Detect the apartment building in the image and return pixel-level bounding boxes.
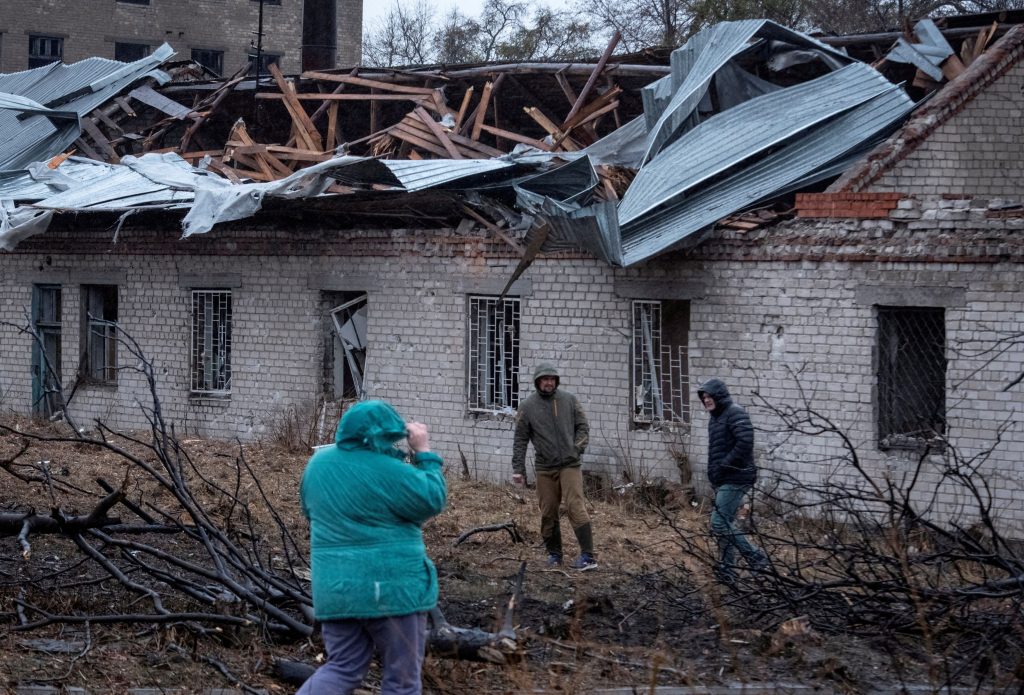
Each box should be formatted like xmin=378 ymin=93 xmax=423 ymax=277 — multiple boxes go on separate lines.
xmin=0 ymin=0 xmax=362 ymax=75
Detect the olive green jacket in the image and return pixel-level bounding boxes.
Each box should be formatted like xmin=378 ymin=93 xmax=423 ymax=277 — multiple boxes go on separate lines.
xmin=512 ymin=388 xmax=589 ymax=475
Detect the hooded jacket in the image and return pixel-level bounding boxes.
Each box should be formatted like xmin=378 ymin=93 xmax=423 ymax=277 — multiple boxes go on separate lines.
xmin=300 ymin=400 xmax=447 ymax=620
xmin=697 ymin=378 xmax=756 ymax=487
xmin=512 ymin=364 xmax=590 ymax=475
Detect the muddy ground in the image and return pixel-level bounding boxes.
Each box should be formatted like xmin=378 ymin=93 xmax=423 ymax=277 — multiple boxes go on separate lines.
xmin=0 ymin=417 xmax=1015 ymax=693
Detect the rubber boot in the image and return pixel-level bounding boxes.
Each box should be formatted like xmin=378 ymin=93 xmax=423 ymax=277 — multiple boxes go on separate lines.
xmin=543 ymin=524 xmax=563 ymax=559
xmin=573 ymin=522 xmax=594 ymax=557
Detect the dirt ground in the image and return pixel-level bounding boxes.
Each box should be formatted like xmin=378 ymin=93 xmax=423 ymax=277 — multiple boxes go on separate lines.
xmin=0 ymin=417 xmax=1006 ymax=693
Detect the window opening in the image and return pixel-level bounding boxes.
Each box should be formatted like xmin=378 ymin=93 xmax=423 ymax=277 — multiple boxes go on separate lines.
xmin=191 ymin=48 xmax=224 ymax=77
xmin=877 ymin=306 xmax=946 ymax=448
xmin=631 ymin=299 xmax=690 ymax=427
xmin=31 ymin=285 xmax=62 ymax=416
xmin=114 ymin=42 xmax=149 ymax=62
xmin=467 ymin=295 xmax=520 ymax=413
xmin=327 ymin=293 xmax=368 ymax=400
xmin=29 ymin=35 xmax=63 ymax=68
xmin=81 ymin=285 xmax=118 ymax=384
xmin=191 ymin=290 xmax=232 ymax=395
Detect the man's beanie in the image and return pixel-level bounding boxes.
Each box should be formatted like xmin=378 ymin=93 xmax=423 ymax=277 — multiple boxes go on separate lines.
xmin=533 ymin=363 xmax=560 ymax=387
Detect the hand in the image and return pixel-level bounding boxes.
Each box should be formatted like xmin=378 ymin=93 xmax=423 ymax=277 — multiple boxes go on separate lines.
xmin=511 ymin=473 xmax=525 ymax=487
xmin=406 ymin=422 xmax=430 ymax=453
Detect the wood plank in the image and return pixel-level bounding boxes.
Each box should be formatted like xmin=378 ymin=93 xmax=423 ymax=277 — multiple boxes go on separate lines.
xmin=300 ymin=71 xmax=439 ymax=95
xmin=479 ymin=124 xmax=551 ymax=151
xmin=471 ymin=81 xmax=493 ymax=141
xmin=206 ymin=159 xmax=243 ymax=183
xmin=446 ymin=131 xmax=504 ymax=158
xmin=113 ymin=97 xmax=136 ymax=118
xmin=265 ymin=145 xmax=334 ymax=162
xmin=80 ymin=118 xmax=120 ymax=162
xmin=554 ymin=70 xmax=578 ymax=106
xmin=256 ymin=92 xmax=432 ymax=103
xmin=414 ymin=107 xmax=462 ymax=159
xmin=389 ymin=124 xmax=452 ymax=158
xmin=461 ymin=205 xmax=525 ymax=254
xmin=561 ymin=30 xmax=620 ymax=128
xmin=326 ymin=102 xmax=339 ymax=151
xmin=523 ymin=107 xmax=578 ymax=151
xmin=177 ymin=149 xmax=224 ymax=162
xmin=268 ymin=62 xmax=322 ymax=151
xmin=454 ymin=87 xmax=474 ymax=131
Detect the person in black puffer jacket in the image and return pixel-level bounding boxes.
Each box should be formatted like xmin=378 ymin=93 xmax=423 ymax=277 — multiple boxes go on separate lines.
xmin=697 ymin=378 xmax=767 ymax=582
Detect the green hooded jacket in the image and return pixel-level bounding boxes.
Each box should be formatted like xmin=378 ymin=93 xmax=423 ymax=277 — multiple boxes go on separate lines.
xmin=300 ymin=400 xmax=447 ymax=620
xmin=512 ymin=364 xmax=590 ymax=475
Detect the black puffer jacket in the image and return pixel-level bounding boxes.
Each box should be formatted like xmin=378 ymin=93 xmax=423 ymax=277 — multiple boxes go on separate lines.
xmin=697 ymin=378 xmax=755 ymax=487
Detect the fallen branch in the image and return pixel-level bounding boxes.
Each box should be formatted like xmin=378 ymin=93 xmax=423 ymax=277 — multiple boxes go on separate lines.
xmin=453 ymin=520 xmax=523 ymax=546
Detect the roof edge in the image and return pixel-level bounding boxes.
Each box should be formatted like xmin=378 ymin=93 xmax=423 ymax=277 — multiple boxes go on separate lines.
xmin=829 ymin=23 xmax=1024 ymax=193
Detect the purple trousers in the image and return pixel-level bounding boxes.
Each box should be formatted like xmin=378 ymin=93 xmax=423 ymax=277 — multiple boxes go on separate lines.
xmin=296 ymin=612 xmax=427 ymax=695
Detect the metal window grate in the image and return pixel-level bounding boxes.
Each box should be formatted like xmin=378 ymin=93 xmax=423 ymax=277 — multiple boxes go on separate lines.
xmin=877 ymin=306 xmax=946 ymax=447
xmin=83 ymin=285 xmax=118 ymax=384
xmin=632 ymin=300 xmax=690 ymax=426
xmin=467 ymin=296 xmax=520 ymax=412
xmin=191 ymin=290 xmax=232 ymax=394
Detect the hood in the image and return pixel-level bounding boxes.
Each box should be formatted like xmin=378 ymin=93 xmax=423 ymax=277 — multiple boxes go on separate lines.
xmin=697 ymin=378 xmax=733 ymax=413
xmin=532 ymin=363 xmax=560 ymax=389
xmin=334 ymin=400 xmax=408 ymax=459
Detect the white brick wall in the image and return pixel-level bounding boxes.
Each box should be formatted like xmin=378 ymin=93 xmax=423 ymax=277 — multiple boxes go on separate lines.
xmin=1 ymin=213 xmax=1022 ymax=536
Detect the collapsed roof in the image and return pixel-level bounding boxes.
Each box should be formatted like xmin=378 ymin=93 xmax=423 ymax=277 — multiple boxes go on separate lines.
xmin=0 ymin=17 xmax=1016 ymax=265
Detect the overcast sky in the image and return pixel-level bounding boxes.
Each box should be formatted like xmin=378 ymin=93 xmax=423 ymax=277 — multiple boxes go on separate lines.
xmin=362 ymin=0 xmax=571 ymax=30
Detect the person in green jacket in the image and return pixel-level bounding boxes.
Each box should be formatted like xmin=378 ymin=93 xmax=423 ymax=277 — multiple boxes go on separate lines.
xmin=512 ymin=363 xmax=596 ymax=570
xmin=297 ymin=400 xmax=447 ymax=695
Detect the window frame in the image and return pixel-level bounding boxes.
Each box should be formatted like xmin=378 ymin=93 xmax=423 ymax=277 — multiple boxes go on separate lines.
xmin=190 ymin=289 xmax=233 ymax=397
xmin=190 ymin=48 xmax=225 ymax=77
xmin=28 ymin=34 xmax=63 ymax=68
xmin=876 ymin=305 xmax=947 ymax=450
xmin=466 ymin=295 xmax=521 ymax=414
xmin=247 ymin=51 xmax=282 ymax=76
xmin=114 ymin=42 xmax=150 ymax=62
xmin=630 ymin=299 xmax=691 ymax=429
xmin=80 ymin=285 xmax=119 ymax=386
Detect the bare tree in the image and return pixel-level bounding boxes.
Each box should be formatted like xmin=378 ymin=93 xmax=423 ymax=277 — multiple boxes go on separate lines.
xmin=362 ymin=0 xmax=437 ymax=67
xmin=365 ymin=0 xmax=597 ymax=67
xmin=661 ymin=376 xmax=1024 ymax=690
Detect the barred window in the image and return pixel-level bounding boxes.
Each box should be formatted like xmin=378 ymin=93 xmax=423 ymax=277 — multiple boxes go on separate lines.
xmin=467 ymin=296 xmax=520 ymax=413
xmin=631 ymin=299 xmax=690 ymax=428
xmin=81 ymin=285 xmax=118 ymax=384
xmin=191 ymin=290 xmax=232 ymax=395
xmin=877 ymin=306 xmax=946 ymax=448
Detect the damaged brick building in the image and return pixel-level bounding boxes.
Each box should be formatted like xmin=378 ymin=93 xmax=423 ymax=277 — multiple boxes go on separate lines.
xmin=1 ymin=15 xmax=1022 ymax=536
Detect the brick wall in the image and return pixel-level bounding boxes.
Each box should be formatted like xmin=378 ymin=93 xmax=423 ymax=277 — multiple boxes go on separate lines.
xmin=869 ymin=61 xmax=1024 ymax=197
xmin=0 ymin=0 xmax=362 ymax=73
xmin=1 ymin=204 xmax=1022 ymax=536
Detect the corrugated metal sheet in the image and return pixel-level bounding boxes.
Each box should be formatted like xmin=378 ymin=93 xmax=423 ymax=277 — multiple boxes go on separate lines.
xmin=618 ymin=89 xmax=916 ymax=264
xmin=0 ymin=44 xmax=173 ymax=171
xmin=381 ymin=158 xmax=513 ymax=191
xmin=619 ymin=62 xmax=900 ymax=227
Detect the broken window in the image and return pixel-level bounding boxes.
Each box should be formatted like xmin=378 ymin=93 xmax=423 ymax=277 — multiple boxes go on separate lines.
xmin=247 ymin=52 xmax=281 ymax=76
xmin=467 ymin=295 xmax=520 ymax=413
xmin=631 ymin=300 xmax=690 ymax=428
xmin=80 ymin=285 xmax=118 ymax=384
xmin=31 ymin=285 xmax=62 ymax=416
xmin=114 ymin=42 xmax=149 ymax=62
xmin=191 ymin=48 xmax=224 ymax=77
xmin=28 ymin=35 xmax=62 ymax=68
xmin=191 ymin=290 xmax=232 ymax=396
xmin=877 ymin=306 xmax=946 ymax=448
xmin=323 ymin=293 xmax=367 ymax=401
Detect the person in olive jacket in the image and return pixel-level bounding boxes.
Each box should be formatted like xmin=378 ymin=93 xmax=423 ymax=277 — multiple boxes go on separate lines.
xmin=298 ymin=400 xmax=447 ymax=695
xmin=697 ymin=378 xmax=767 ymax=582
xmin=512 ymin=363 xmax=596 ymax=570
